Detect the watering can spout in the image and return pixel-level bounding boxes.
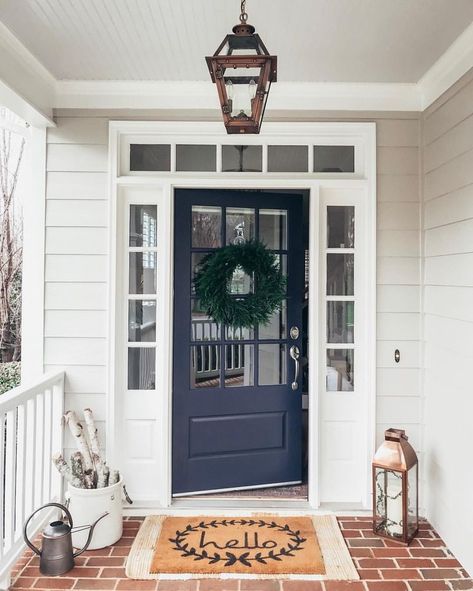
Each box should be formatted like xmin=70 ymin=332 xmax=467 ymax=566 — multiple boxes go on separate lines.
xmin=72 ymin=512 xmax=108 ymax=557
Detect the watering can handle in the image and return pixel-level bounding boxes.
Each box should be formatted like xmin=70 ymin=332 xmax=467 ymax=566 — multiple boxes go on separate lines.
xmin=23 ymin=502 xmax=74 ymax=556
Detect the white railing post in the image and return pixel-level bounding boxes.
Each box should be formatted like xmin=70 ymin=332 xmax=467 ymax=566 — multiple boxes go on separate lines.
xmin=0 ymin=370 xmax=65 ymax=590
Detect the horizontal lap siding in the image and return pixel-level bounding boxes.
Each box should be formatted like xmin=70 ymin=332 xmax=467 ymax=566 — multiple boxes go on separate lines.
xmin=45 ymin=112 xmax=421 ymax=487
xmin=423 ymin=72 xmax=473 ymax=575
xmin=376 ymin=119 xmax=421 ymax=453
xmin=45 ymin=118 xmax=109 ymax=453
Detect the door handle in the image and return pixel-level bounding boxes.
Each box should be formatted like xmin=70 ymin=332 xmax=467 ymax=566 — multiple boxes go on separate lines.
xmin=289 ymin=345 xmax=300 ymax=391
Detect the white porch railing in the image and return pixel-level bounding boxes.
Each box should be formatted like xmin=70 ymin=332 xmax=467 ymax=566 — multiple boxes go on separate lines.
xmin=0 ymin=371 xmax=65 ymax=589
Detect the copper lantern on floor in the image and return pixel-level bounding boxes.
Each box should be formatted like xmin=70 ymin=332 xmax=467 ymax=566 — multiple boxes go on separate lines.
xmin=372 ymin=428 xmax=419 ymax=544
xmin=206 ymin=0 xmax=277 ymax=134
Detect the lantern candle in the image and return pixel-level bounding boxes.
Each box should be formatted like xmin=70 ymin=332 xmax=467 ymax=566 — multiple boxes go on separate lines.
xmin=386 ymin=474 xmax=403 ymax=536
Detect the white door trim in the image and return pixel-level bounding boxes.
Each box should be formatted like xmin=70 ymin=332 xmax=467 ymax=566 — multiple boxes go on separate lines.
xmin=107 ymin=121 xmax=376 ymax=512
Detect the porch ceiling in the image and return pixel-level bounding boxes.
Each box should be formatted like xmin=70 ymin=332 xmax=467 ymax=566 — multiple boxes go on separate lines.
xmin=1 ymin=0 xmax=473 ymax=84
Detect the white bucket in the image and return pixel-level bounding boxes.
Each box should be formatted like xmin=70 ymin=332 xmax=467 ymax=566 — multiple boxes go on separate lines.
xmin=66 ymin=479 xmax=124 ymax=550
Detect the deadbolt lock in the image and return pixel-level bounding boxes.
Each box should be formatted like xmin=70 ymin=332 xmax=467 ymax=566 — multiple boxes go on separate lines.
xmin=290 ymin=326 xmax=299 ymax=340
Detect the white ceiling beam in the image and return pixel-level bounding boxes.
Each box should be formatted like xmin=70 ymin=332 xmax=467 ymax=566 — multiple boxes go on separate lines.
xmin=418 ymin=20 xmax=473 ymax=110
xmin=0 ymin=22 xmax=55 ymax=127
xmin=55 ymin=80 xmax=421 ymax=112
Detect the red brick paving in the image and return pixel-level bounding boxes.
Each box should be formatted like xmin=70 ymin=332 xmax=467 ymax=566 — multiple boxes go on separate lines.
xmin=9 ymin=517 xmax=472 ymax=591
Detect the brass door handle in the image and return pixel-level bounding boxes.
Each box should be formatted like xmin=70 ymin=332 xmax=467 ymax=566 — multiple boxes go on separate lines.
xmin=289 ymin=345 xmax=300 ymax=391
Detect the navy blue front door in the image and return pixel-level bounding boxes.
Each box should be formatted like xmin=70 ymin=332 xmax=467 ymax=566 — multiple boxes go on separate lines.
xmin=172 ymin=189 xmax=304 ymax=495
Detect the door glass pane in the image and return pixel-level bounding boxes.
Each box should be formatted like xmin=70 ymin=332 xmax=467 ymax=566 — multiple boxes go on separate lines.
xmin=259 ymin=209 xmax=287 ymax=250
xmin=130 ymin=144 xmax=170 ymax=171
xmin=326 ymin=349 xmax=354 ymax=391
xmin=258 ymin=344 xmax=287 ymax=385
xmin=176 ymin=144 xmax=216 ymax=172
xmin=226 ymin=208 xmax=255 ymax=245
xmin=191 ymin=299 xmax=220 ymax=341
xmin=190 ymin=345 xmax=220 ymax=388
xmin=129 ymin=205 xmax=157 ymax=247
xmin=268 ymin=145 xmax=308 ymax=172
xmin=128 ymin=300 xmax=156 ymax=342
xmin=327 ymin=206 xmax=355 ymax=248
xmin=327 ymin=254 xmax=354 ymax=295
xmin=191 ymin=252 xmax=208 ymax=294
xmin=128 ymin=347 xmax=155 ymax=389
xmin=129 ymin=252 xmax=157 ymax=294
xmin=327 ymin=302 xmax=354 ymax=343
xmin=222 ymin=145 xmax=262 ymax=172
xmin=226 ymin=325 xmax=255 ymax=340
xmin=314 ymin=145 xmax=355 ymax=173
xmin=259 ymin=301 xmax=287 ymax=340
xmin=225 ymin=344 xmax=254 ymax=387
xmin=192 ymin=206 xmax=222 ymax=248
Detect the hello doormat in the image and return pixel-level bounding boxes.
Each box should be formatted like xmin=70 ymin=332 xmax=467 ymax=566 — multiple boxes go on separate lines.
xmin=126 ymin=514 xmax=359 ymax=580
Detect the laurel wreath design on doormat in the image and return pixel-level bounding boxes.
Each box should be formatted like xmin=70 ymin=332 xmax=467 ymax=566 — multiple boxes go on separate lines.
xmin=168 ymin=518 xmax=307 ymax=568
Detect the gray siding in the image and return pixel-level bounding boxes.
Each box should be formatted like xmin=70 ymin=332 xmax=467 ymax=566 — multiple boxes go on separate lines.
xmin=422 ymin=71 xmax=473 ymax=575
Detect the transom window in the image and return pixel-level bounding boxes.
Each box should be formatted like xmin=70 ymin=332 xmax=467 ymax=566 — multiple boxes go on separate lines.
xmin=123 ymin=141 xmax=361 ymax=175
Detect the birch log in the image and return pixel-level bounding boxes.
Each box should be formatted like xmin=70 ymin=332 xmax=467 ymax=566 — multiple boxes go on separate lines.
xmin=109 ymin=470 xmax=120 ymax=485
xmin=71 ymin=451 xmax=95 ymax=489
xmin=52 ymin=453 xmax=84 ymax=488
xmin=83 ymin=408 xmax=101 ymax=459
xmin=64 ymin=410 xmax=94 ymax=471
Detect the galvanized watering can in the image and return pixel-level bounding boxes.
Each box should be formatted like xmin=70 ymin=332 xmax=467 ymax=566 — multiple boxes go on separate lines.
xmin=23 ymin=502 xmax=108 ymax=576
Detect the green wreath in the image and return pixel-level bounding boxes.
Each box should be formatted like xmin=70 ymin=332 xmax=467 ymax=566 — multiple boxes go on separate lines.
xmin=194 ymin=240 xmax=286 ymax=329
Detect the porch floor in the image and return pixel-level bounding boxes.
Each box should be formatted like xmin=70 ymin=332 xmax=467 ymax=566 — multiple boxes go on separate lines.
xmin=10 ymin=516 xmax=472 ymax=591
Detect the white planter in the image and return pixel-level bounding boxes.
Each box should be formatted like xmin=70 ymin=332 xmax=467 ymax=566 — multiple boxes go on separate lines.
xmin=66 ymin=479 xmax=124 ymax=550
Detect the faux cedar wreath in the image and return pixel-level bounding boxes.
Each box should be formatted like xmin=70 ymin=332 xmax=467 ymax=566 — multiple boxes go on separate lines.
xmin=194 ymin=240 xmax=286 ymax=329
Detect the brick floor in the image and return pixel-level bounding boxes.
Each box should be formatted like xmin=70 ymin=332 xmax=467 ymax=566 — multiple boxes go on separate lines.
xmin=9 ymin=516 xmax=472 ymax=591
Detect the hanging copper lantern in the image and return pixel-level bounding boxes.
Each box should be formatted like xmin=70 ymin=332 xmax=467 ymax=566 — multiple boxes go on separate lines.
xmin=372 ymin=428 xmax=419 ymax=544
xmin=206 ymin=0 xmax=277 ymax=134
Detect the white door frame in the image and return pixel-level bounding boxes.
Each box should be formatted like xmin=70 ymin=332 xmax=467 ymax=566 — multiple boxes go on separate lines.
xmin=108 ymin=121 xmax=376 ymax=511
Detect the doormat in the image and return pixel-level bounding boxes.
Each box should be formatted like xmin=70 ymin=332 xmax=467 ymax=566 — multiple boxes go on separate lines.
xmin=126 ymin=514 xmax=359 ymax=580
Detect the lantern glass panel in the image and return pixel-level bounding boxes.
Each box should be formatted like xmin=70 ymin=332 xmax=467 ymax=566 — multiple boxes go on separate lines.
xmin=407 ymin=464 xmax=418 ymax=537
xmin=374 ymin=467 xmax=404 ymax=540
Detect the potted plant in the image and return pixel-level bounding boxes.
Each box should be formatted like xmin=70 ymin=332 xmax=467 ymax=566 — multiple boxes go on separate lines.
xmin=52 ymin=408 xmax=131 ymax=549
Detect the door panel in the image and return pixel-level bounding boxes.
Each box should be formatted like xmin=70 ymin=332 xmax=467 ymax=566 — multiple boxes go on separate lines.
xmin=172 ymin=189 xmax=304 ymax=495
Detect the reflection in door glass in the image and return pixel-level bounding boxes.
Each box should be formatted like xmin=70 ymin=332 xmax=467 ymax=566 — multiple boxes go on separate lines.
xmin=258 ymin=344 xmax=287 ymax=385
xmin=327 ymin=301 xmax=354 ymax=343
xmin=129 ymin=252 xmax=157 ymax=294
xmin=225 ymin=345 xmax=254 ymax=387
xmin=327 ymin=206 xmax=355 ymax=248
xmin=226 ymin=208 xmax=255 ymax=245
xmin=190 ymin=345 xmax=220 ymax=388
xmin=128 ymin=300 xmax=156 ymax=342
xmin=191 ymin=299 xmax=220 ymax=341
xmin=327 ymin=254 xmax=354 ymax=295
xmin=129 ymin=205 xmax=157 ymax=247
xmin=128 ymin=347 xmax=156 ymax=390
xmin=326 ymin=349 xmax=354 ymax=391
xmin=259 ymin=209 xmax=287 ymax=250
xmin=259 ymin=301 xmax=287 ymax=340
xmin=192 ymin=206 xmax=222 ymax=248
xmin=226 ymin=325 xmax=255 ymax=340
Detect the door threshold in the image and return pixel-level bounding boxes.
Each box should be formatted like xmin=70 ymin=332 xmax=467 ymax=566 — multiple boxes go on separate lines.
xmin=173 ymin=481 xmax=302 ymax=498
xmin=171 ymin=498 xmax=312 ymax=511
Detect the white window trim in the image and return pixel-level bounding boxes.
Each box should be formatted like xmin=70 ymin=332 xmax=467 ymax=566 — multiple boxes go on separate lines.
xmin=108 ymin=121 xmax=376 ymax=512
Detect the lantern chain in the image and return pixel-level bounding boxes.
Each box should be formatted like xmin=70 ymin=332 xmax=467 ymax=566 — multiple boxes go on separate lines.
xmin=240 ymin=0 xmax=248 ymax=23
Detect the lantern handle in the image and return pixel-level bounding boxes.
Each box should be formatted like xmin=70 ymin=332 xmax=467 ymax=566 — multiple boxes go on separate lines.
xmin=240 ymin=0 xmax=248 ymax=23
